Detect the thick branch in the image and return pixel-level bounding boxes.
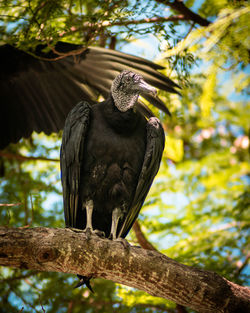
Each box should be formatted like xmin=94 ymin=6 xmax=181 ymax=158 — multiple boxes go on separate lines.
xmin=0 ymin=227 xmax=249 ymax=313
xmin=132 ymin=221 xmax=188 ymax=313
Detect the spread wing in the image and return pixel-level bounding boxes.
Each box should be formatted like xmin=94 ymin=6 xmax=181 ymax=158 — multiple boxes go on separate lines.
xmin=60 ymin=101 xmax=91 ymax=227
xmin=0 ymin=42 xmax=179 ymax=149
xmin=118 ymin=117 xmax=165 ymax=238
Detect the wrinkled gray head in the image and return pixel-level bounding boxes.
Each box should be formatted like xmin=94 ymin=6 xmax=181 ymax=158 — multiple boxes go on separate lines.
xmin=111 ymin=70 xmax=157 ymax=112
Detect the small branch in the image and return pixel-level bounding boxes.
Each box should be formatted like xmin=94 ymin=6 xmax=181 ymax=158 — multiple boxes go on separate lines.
xmin=156 ymin=0 xmax=211 ymax=26
xmin=0 ymin=227 xmax=249 ymax=313
xmin=235 ymin=253 xmax=250 ymax=276
xmin=57 ymin=15 xmax=188 ymax=43
xmin=109 ymin=36 xmax=117 ymax=50
xmin=111 ymin=15 xmax=187 ymax=26
xmin=10 ymin=285 xmax=41 ymax=313
xmin=0 ymin=271 xmax=38 ymax=284
xmin=70 ymin=15 xmax=187 ymax=30
xmin=0 ymin=203 xmax=22 ymax=207
xmin=132 ymin=220 xmax=157 ymax=251
xmin=0 ymin=151 xmax=59 ymax=162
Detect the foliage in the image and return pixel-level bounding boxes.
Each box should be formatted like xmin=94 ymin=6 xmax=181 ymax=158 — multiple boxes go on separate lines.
xmin=0 ymin=1 xmax=174 ymax=49
xmin=0 ymin=0 xmax=249 ymax=312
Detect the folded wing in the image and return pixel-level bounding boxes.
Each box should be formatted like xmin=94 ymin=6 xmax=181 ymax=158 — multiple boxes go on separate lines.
xmin=60 ymin=101 xmax=91 ymax=227
xmin=118 ymin=117 xmax=165 ymax=238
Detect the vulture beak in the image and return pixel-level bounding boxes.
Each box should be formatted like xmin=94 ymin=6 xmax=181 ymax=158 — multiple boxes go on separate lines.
xmin=138 ymin=80 xmax=157 ymax=96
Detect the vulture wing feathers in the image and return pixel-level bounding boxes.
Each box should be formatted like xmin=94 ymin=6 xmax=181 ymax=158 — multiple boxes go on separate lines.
xmin=118 ymin=117 xmax=165 ymax=238
xmin=60 ymin=101 xmax=91 ymax=228
xmin=0 ymin=42 xmax=179 ymax=149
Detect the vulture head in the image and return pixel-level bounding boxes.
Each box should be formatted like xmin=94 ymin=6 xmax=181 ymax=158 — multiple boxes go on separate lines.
xmin=111 ymin=70 xmax=157 ymax=112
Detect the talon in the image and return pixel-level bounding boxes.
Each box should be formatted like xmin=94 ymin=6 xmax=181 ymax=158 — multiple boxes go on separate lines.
xmin=115 ymin=237 xmax=130 ymax=250
xmin=75 ymin=275 xmax=94 ymax=293
xmin=84 ymin=227 xmax=92 ymax=239
xmin=83 ymin=227 xmax=105 ymax=239
xmin=93 ymin=229 xmax=105 ymax=238
xmin=68 ymin=227 xmax=84 ymax=233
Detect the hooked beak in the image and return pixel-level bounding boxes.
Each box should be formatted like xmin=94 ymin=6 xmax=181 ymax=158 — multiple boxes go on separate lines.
xmin=138 ymin=79 xmax=157 ymax=96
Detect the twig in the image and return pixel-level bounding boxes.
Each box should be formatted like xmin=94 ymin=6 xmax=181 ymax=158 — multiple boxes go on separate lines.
xmin=39 ymin=295 xmax=46 ymax=313
xmin=30 ymin=194 xmax=34 ymax=225
xmin=0 ymin=203 xmax=22 ymax=207
xmin=109 ymin=15 xmax=187 ymax=26
xmin=235 ymin=253 xmax=250 ymax=276
xmin=10 ymin=286 xmax=41 ymax=313
xmin=0 ymin=151 xmax=59 ymax=162
xmin=0 ymin=271 xmax=38 ymax=284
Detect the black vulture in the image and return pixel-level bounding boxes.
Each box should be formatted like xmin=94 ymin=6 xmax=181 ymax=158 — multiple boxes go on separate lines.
xmin=60 ymin=70 xmax=165 ymax=289
xmin=0 ymin=41 xmax=179 ymax=289
xmin=0 ymin=42 xmax=179 ymax=149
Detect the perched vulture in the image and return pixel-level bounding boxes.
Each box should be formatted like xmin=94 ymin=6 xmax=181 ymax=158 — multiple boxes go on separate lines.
xmin=0 ymin=42 xmax=179 ymax=149
xmin=0 ymin=41 xmax=179 ymax=289
xmin=60 ymin=70 xmax=166 ymax=289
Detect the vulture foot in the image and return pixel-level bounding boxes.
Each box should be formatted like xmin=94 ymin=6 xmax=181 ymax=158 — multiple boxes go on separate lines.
xmin=109 ymin=207 xmax=124 ymax=240
xmin=93 ymin=229 xmax=105 ymax=238
xmin=114 ymin=237 xmax=130 ymax=251
xmin=68 ymin=227 xmax=85 ymax=233
xmin=84 ymin=227 xmax=105 ymax=239
xmin=75 ymin=275 xmax=94 ymax=292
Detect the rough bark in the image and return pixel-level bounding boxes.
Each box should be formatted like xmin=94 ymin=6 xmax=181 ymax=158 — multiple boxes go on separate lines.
xmin=0 ymin=227 xmax=249 ymax=313
xmin=133 ymin=221 xmax=188 ymax=313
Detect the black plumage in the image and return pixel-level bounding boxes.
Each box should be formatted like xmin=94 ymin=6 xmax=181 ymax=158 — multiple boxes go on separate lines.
xmin=0 ymin=41 xmax=177 ymax=289
xmin=60 ymin=71 xmax=165 ymax=240
xmin=60 ymin=71 xmax=165 ymax=288
xmin=0 ymin=42 xmax=179 ymax=149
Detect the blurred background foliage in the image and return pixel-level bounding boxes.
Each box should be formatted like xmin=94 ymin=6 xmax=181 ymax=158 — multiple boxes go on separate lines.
xmin=0 ymin=0 xmax=249 ymax=312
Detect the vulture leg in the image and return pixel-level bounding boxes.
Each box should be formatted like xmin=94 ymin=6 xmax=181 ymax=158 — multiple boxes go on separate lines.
xmin=84 ymin=200 xmax=105 ymax=238
xmin=110 ymin=207 xmax=123 ymax=240
xmin=109 ymin=207 xmax=130 ymax=249
xmin=84 ymin=200 xmax=94 ymax=231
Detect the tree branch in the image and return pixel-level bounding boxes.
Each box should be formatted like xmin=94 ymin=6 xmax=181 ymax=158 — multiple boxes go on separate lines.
xmin=0 ymin=151 xmax=59 ymax=162
xmin=132 ymin=221 xmax=188 ymax=313
xmin=61 ymin=15 xmax=188 ymax=40
xmin=156 ymin=0 xmax=211 ymax=26
xmin=0 ymin=227 xmax=249 ymax=313
xmin=235 ymin=253 xmax=250 ymax=276
xmin=0 ymin=271 xmax=38 ymax=284
xmin=110 ymin=15 xmax=188 ymax=26
xmin=132 ymin=220 xmax=157 ymax=251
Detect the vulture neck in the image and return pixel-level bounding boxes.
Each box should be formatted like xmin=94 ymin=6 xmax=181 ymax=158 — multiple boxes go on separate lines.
xmin=111 ymin=89 xmax=139 ymax=112
xmin=101 ymin=95 xmax=140 ymax=134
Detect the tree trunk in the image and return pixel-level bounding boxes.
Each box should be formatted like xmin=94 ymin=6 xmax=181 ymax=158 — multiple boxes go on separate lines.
xmin=0 ymin=227 xmax=249 ymax=313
